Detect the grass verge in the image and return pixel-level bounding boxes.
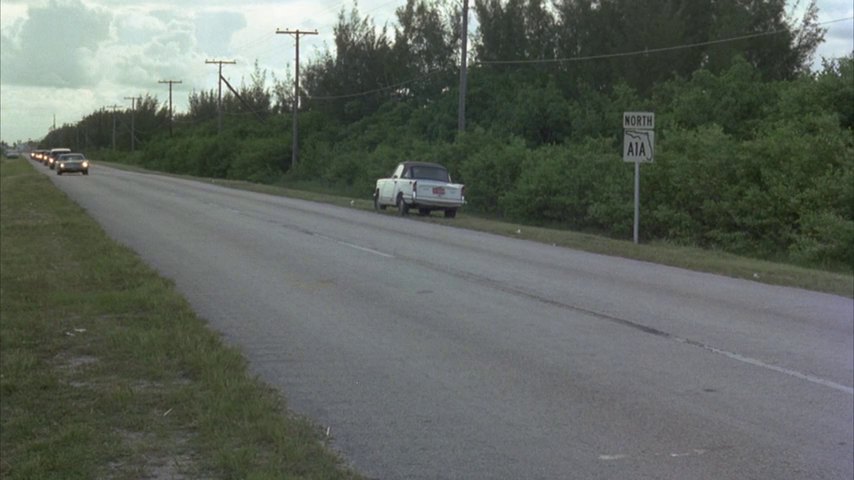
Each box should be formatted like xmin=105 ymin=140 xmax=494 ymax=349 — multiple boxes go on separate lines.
xmin=0 ymin=156 xmax=361 ymax=479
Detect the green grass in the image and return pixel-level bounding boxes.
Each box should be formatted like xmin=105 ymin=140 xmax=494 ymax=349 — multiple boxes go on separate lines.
xmin=0 ymin=157 xmax=361 ymax=479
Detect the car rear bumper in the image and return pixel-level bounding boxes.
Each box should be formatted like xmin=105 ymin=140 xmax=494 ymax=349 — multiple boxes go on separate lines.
xmin=408 ymin=198 xmax=464 ymax=209
xmin=58 ymin=165 xmax=88 ymax=173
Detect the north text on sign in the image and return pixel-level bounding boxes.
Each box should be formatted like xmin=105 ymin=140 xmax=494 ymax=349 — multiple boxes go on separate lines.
xmin=623 ymin=112 xmax=655 ymax=129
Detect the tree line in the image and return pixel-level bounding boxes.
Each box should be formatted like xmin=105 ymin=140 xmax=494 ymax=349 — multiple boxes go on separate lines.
xmin=40 ymin=0 xmax=852 ymax=270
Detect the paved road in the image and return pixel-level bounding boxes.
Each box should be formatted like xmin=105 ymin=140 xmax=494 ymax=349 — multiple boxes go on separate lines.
xmin=43 ymin=163 xmax=853 ymax=479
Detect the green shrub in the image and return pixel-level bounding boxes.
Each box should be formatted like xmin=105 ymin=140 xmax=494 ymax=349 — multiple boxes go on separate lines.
xmin=790 ymin=212 xmax=854 ymax=269
xmin=228 ymin=138 xmax=287 ymax=183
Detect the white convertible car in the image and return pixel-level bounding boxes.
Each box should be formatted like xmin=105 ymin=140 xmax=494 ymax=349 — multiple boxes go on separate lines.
xmin=374 ymin=162 xmax=465 ymax=218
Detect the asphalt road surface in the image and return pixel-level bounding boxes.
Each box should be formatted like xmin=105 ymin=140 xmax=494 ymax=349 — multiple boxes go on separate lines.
xmin=42 ymin=163 xmax=853 ymax=479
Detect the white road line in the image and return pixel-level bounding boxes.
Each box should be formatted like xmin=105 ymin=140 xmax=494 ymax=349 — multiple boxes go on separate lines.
xmin=599 ymin=449 xmax=709 ymax=461
xmin=598 ymin=454 xmax=628 ymax=461
xmin=337 ymin=241 xmax=394 ymax=258
xmin=676 ymin=337 xmax=854 ymax=395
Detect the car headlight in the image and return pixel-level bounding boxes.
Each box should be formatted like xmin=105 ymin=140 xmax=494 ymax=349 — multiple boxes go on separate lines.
xmin=82 ymin=161 xmax=89 ymax=168
xmin=59 ymin=163 xmax=65 ymax=168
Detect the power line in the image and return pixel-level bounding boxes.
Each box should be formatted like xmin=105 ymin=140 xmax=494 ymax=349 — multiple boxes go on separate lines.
xmin=308 ymin=69 xmax=442 ymax=101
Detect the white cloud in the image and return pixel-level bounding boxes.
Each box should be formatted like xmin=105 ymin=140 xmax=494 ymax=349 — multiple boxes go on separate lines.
xmin=813 ymin=3 xmax=854 ymax=67
xmin=2 ymin=0 xmax=111 ymax=88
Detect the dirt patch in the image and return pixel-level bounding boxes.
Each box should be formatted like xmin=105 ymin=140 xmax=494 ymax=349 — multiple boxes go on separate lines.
xmin=104 ymin=430 xmax=208 ymax=480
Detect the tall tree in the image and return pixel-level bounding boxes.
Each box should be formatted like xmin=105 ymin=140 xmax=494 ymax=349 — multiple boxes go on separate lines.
xmin=392 ymin=0 xmax=459 ymax=99
xmin=474 ymin=0 xmax=529 ymax=65
xmin=187 ymin=89 xmax=218 ymax=123
xmin=304 ymin=5 xmax=394 ymax=121
xmin=703 ymin=0 xmax=824 ymax=79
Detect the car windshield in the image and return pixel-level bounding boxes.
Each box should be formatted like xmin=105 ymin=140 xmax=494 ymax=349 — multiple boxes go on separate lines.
xmin=410 ymin=166 xmax=450 ymax=182
xmin=61 ymin=155 xmax=85 ymax=161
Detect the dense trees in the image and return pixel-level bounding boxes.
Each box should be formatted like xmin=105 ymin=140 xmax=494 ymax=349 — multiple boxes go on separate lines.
xmin=40 ymin=0 xmax=851 ymax=270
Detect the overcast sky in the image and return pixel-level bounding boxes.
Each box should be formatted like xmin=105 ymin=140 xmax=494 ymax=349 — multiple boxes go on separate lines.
xmin=1 ymin=0 xmax=852 ymax=145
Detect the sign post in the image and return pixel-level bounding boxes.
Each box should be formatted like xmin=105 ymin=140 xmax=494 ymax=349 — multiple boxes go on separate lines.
xmin=623 ymin=112 xmax=655 ymax=244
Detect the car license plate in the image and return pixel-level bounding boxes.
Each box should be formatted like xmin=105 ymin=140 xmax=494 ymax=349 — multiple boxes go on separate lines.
xmin=432 ymin=187 xmax=445 ymax=195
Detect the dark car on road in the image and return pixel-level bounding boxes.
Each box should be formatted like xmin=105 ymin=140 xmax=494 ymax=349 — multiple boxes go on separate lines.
xmin=55 ymin=153 xmax=89 ymax=175
xmin=47 ymin=148 xmax=71 ymax=169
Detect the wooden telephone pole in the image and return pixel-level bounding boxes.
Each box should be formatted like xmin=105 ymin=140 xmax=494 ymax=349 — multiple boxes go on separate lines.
xmin=105 ymin=105 xmax=120 ymax=150
xmin=123 ymin=96 xmax=142 ymax=151
xmin=205 ymin=60 xmax=236 ymax=133
xmin=158 ymin=80 xmax=183 ymax=136
xmin=458 ymin=0 xmax=469 ymax=133
xmin=276 ymin=28 xmax=318 ymax=169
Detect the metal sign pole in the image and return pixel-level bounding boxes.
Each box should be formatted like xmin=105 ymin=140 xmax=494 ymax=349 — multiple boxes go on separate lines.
xmin=634 ymin=160 xmax=640 ymax=244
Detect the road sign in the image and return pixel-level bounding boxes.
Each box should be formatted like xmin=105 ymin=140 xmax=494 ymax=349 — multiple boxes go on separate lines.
xmin=622 ymin=111 xmax=655 ymax=245
xmin=623 ymin=129 xmax=654 ymax=162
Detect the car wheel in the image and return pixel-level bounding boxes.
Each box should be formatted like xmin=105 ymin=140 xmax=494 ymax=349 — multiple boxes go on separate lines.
xmin=57 ymin=170 xmax=62 ymax=175
xmin=83 ymin=170 xmax=88 ymax=175
xmin=396 ymin=194 xmax=409 ymax=216
xmin=444 ymin=209 xmax=457 ymax=218
xmin=373 ymin=191 xmax=380 ymax=211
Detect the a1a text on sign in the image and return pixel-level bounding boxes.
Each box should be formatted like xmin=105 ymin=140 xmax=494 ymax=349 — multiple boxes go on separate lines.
xmin=623 ymin=129 xmax=654 ymax=162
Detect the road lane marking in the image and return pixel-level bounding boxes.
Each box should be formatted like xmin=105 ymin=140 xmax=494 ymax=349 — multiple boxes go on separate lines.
xmin=599 ymin=449 xmax=710 ymax=461
xmin=337 ymin=241 xmax=394 ymax=258
xmin=598 ymin=454 xmax=628 ymax=461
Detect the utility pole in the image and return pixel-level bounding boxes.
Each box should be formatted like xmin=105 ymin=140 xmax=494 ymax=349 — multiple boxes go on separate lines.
xmin=158 ymin=80 xmax=182 ymax=136
xmin=205 ymin=60 xmax=236 ymax=133
xmin=458 ymin=0 xmax=469 ymax=133
xmin=276 ymin=28 xmax=318 ymax=169
xmin=123 ymin=96 xmax=141 ymax=151
xmin=105 ymin=105 xmax=120 ymax=150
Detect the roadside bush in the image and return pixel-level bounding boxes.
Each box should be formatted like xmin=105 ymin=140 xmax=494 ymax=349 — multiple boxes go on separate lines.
xmin=456 ymin=133 xmax=526 ymax=213
xmin=228 ymin=138 xmax=287 ymax=183
xmin=644 ymin=125 xmax=739 ymax=246
xmin=499 ymin=138 xmax=632 ymax=234
xmin=790 ymin=212 xmax=854 ymax=269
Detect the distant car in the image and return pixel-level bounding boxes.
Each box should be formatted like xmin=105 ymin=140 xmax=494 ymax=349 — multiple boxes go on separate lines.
xmin=47 ymin=148 xmax=71 ymax=169
xmin=31 ymin=149 xmax=49 ymax=162
xmin=374 ymin=161 xmax=465 ymax=218
xmin=55 ymin=153 xmax=89 ymax=175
